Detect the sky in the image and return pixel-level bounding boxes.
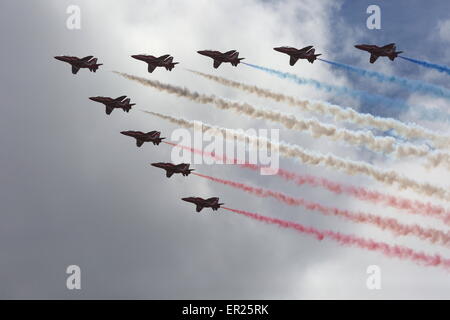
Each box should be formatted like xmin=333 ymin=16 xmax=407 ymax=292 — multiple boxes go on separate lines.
xmin=0 ymin=0 xmax=449 ymax=299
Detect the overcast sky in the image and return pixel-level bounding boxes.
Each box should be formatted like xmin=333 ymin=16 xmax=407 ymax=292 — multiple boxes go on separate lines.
xmin=1 ymin=0 xmax=450 ymax=299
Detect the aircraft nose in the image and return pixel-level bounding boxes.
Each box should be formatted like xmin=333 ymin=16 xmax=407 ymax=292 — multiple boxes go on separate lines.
xmin=89 ymin=97 xmax=101 ymax=102
xmin=131 ymin=55 xmax=141 ymax=60
xmin=197 ymin=50 xmax=207 ymax=55
xmin=354 ymin=45 xmax=363 ymax=49
xmin=54 ymin=56 xmax=64 ymax=61
xmin=273 ymin=47 xmax=283 ymax=52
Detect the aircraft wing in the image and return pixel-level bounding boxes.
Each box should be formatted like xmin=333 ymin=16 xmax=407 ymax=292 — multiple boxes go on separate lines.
xmin=115 ymin=95 xmax=127 ymax=101
xmin=166 ymin=171 xmax=174 ymax=178
xmin=382 ymin=43 xmax=395 ymax=49
xmin=105 ymin=106 xmax=114 ymax=115
xmin=289 ymin=56 xmax=300 ymax=66
xmin=213 ymin=60 xmax=222 ymax=69
xmin=81 ymin=55 xmax=94 ymax=61
xmin=158 ymin=54 xmax=171 ymax=61
xmin=71 ymin=65 xmax=80 ymax=74
xmin=300 ymin=45 xmax=313 ymax=53
xmin=369 ymin=53 xmax=379 ymax=64
xmin=136 ymin=140 xmax=144 ymax=147
xmin=147 ymin=64 xmax=157 ymax=73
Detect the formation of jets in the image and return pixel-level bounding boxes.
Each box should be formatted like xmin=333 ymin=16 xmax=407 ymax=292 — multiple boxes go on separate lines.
xmin=55 ymin=43 xmax=403 ymax=76
xmin=89 ymin=96 xmax=135 ymax=115
xmin=55 ymin=41 xmax=404 ymax=213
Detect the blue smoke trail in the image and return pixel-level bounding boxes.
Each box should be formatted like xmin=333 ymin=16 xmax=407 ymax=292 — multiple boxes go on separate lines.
xmin=318 ymin=58 xmax=450 ymax=100
xmin=399 ymin=56 xmax=450 ymax=76
xmin=242 ymin=62 xmax=412 ymax=111
xmin=242 ymin=62 xmax=450 ymax=123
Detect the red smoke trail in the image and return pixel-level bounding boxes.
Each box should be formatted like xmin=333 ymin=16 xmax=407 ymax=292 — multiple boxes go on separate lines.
xmin=162 ymin=141 xmax=450 ymax=224
xmin=222 ymin=206 xmax=450 ymax=270
xmin=193 ymin=172 xmax=450 ymax=247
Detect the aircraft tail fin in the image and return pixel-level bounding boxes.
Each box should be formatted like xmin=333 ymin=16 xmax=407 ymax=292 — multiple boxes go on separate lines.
xmin=230 ymin=52 xmax=239 ymax=60
xmin=153 ymin=137 xmax=165 ymax=145
xmin=308 ymin=53 xmax=321 ymax=63
xmin=231 ymin=57 xmax=244 ymax=67
xmin=122 ymin=98 xmax=135 ymax=112
xmin=165 ymin=62 xmax=179 ymax=71
xmin=88 ymin=58 xmax=102 ymax=72
xmin=388 ymin=51 xmax=403 ymax=61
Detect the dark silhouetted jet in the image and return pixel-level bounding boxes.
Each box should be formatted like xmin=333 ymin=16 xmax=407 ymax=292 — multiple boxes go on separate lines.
xmin=182 ymin=197 xmax=224 ymax=212
xmin=89 ymin=96 xmax=135 ymax=115
xmin=274 ymin=46 xmax=321 ymax=65
xmin=354 ymin=43 xmax=403 ymax=63
xmin=54 ymin=55 xmax=103 ymax=74
xmin=131 ymin=54 xmax=179 ymax=73
xmin=197 ymin=50 xmax=244 ymax=69
xmin=151 ymin=162 xmax=194 ymax=178
xmin=120 ymin=130 xmax=165 ymax=147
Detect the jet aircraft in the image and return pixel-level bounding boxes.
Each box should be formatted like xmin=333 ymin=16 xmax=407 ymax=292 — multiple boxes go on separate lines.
xmin=273 ymin=46 xmax=321 ymax=65
xmin=120 ymin=130 xmax=165 ymax=147
xmin=181 ymin=197 xmax=224 ymax=212
xmin=151 ymin=162 xmax=194 ymax=178
xmin=354 ymin=43 xmax=403 ymax=63
xmin=197 ymin=50 xmax=244 ymax=69
xmin=54 ymin=55 xmax=102 ymax=74
xmin=131 ymin=54 xmax=179 ymax=73
xmin=89 ymin=96 xmax=135 ymax=115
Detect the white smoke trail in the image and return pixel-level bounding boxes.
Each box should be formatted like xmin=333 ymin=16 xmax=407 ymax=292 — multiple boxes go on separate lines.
xmin=187 ymin=69 xmax=450 ymax=150
xmin=143 ymin=110 xmax=450 ymax=202
xmin=115 ymin=71 xmax=450 ymax=170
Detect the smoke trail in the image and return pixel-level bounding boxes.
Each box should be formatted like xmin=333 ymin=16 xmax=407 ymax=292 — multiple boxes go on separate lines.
xmin=399 ymin=56 xmax=450 ymax=76
xmin=163 ymin=140 xmax=450 ymax=224
xmin=115 ymin=71 xmax=450 ymax=169
xmin=319 ymin=58 xmax=450 ymax=100
xmin=242 ymin=63 xmax=450 ymax=123
xmin=146 ymin=111 xmax=450 ymax=201
xmin=223 ymin=207 xmax=450 ymax=270
xmin=194 ymin=172 xmax=450 ymax=247
xmin=188 ymin=69 xmax=450 ymax=149
xmin=242 ymin=62 xmax=413 ymax=110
